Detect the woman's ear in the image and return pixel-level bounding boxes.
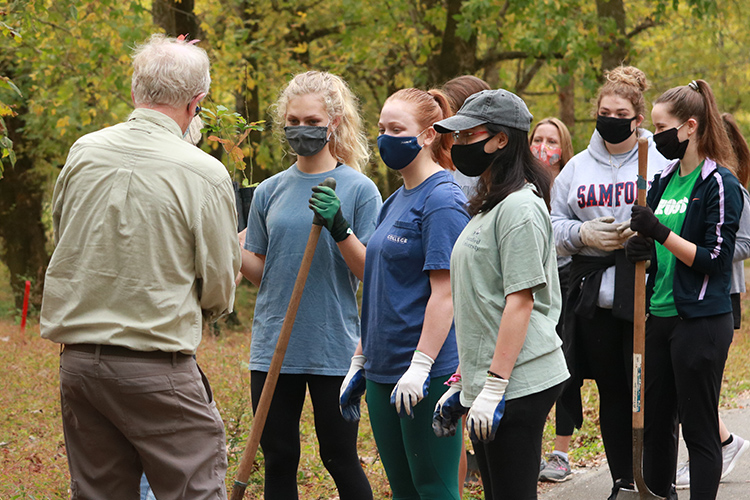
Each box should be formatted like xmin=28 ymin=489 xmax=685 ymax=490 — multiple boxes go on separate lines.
xmin=635 ymin=114 xmax=645 ymax=129
xmin=420 ymin=126 xmax=438 ymax=148
xmin=330 ymin=116 xmax=342 ymax=131
xmin=686 ymin=117 xmax=699 ymax=136
xmin=485 ymin=131 xmax=508 ymax=154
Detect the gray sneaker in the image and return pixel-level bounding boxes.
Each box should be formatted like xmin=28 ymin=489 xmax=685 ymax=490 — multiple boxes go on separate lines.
xmin=539 ymin=453 xmax=572 ymax=482
xmin=674 ymin=434 xmax=749 ymax=489
xmin=675 ymin=461 xmax=690 ymax=490
xmin=721 ymin=434 xmax=749 ymax=480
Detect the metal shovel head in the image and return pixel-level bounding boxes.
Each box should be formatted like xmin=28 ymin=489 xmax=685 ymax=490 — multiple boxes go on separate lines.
xmin=614 ymin=486 xmax=664 ymax=500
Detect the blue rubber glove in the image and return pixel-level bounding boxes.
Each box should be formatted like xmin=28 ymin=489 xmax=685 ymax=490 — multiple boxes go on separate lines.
xmin=432 ymin=377 xmax=468 ymax=438
xmin=390 ymin=350 xmax=434 ymax=418
xmin=467 ymin=376 xmax=508 ymax=442
xmin=339 ymin=355 xmax=367 ymax=422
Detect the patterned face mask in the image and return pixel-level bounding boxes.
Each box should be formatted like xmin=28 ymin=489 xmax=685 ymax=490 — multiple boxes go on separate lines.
xmin=530 ymin=142 xmax=562 ymax=168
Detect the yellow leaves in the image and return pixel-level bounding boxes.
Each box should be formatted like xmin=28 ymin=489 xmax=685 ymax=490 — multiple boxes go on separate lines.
xmin=82 ymin=108 xmax=97 ymax=127
xmin=0 ymin=102 xmax=15 ymax=117
xmin=292 ymin=42 xmax=308 ymax=54
xmin=56 ymin=116 xmax=70 ymax=136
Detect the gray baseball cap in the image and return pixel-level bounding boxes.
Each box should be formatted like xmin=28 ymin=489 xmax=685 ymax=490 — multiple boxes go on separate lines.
xmin=434 ymin=89 xmax=533 ymax=133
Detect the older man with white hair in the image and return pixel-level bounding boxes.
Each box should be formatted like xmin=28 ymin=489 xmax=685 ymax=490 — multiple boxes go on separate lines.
xmin=40 ymin=34 xmax=240 ymax=499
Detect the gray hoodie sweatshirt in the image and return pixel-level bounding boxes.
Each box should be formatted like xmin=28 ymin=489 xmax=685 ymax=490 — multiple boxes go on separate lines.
xmin=551 ymin=129 xmax=670 ymax=307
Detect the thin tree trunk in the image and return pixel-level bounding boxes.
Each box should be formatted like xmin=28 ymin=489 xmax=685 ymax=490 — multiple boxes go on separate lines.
xmin=558 ymin=65 xmax=575 ymax=134
xmin=152 ymin=0 xmax=199 ymax=38
xmin=596 ymin=0 xmax=628 ymax=73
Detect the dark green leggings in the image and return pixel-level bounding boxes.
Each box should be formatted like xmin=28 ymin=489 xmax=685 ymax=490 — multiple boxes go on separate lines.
xmin=366 ymin=375 xmax=462 ymax=500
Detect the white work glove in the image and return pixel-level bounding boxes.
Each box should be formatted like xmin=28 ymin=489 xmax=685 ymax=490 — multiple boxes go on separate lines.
xmin=580 ymin=216 xmax=626 ymax=251
xmin=390 ymin=350 xmax=434 ymax=418
xmin=432 ymin=376 xmax=468 ymax=437
xmin=467 ymin=376 xmax=509 ymax=442
xmin=617 ymin=218 xmax=636 ymax=240
xmin=339 ymin=355 xmax=367 ymax=422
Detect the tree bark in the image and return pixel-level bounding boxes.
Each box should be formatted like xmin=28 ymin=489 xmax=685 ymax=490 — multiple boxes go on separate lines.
xmin=152 ymin=0 xmax=199 ymax=38
xmin=428 ymin=0 xmax=477 ymax=85
xmin=558 ymin=64 xmax=575 ymax=134
xmin=596 ymin=0 xmax=629 ymax=73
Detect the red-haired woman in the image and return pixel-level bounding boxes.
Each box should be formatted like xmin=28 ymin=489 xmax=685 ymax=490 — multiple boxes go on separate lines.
xmin=339 ymin=88 xmax=470 ymax=498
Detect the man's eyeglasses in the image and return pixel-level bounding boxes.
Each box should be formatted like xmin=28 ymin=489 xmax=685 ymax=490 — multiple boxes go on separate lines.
xmin=451 ymin=130 xmax=488 ymax=145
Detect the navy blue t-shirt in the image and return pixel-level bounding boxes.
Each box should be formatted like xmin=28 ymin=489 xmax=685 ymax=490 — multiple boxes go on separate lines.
xmin=361 ymin=170 xmax=470 ymax=384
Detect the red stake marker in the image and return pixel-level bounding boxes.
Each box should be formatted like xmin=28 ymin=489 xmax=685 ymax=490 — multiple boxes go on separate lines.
xmin=20 ymin=280 xmax=30 ymax=333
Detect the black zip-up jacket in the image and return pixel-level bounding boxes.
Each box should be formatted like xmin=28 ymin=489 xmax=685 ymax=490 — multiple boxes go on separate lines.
xmin=646 ymin=158 xmax=742 ymax=319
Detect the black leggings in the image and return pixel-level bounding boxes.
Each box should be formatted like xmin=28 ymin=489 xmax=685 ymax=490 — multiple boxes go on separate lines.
xmin=250 ymin=371 xmax=373 ymax=500
xmin=473 ymin=383 xmax=564 ymax=500
xmin=574 ymin=307 xmax=634 ymax=484
xmin=643 ymin=314 xmax=733 ymax=500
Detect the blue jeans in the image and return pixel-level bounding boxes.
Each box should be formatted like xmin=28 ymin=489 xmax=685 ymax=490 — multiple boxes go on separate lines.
xmin=140 ymin=474 xmax=157 ymax=500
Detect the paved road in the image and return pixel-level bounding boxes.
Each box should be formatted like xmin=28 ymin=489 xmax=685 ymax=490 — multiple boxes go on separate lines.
xmin=538 ymin=398 xmax=750 ymax=500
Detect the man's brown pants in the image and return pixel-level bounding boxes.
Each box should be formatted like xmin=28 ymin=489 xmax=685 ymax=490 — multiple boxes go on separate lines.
xmin=59 ymin=345 xmax=228 ymax=500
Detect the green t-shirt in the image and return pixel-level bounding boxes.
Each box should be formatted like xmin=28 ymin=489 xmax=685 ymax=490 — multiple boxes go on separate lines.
xmin=450 ymin=184 xmax=569 ymax=404
xmin=650 ymin=162 xmax=703 ymax=317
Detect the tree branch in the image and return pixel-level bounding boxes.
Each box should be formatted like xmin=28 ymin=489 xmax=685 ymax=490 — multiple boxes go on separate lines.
xmin=516 ymin=59 xmax=546 ymax=94
xmin=627 ymin=16 xmax=661 ymax=39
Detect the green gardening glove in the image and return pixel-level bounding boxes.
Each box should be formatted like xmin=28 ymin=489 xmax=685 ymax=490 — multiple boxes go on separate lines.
xmin=309 ymin=184 xmax=352 ymax=242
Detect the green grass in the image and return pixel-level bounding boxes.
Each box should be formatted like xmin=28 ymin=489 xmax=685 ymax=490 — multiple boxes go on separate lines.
xmin=0 ymin=263 xmax=748 ymax=498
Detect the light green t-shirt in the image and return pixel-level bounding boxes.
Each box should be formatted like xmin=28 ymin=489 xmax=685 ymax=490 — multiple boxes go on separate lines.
xmin=451 ymin=184 xmax=569 ymax=404
xmin=650 ymin=162 xmax=703 ymax=317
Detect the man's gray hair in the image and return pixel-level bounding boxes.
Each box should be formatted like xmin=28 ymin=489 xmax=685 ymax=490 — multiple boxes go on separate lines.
xmin=131 ymin=34 xmax=211 ymax=108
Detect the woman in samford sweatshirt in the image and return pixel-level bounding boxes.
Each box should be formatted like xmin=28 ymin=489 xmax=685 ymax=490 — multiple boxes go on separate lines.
xmin=550 ymin=65 xmax=669 ymax=500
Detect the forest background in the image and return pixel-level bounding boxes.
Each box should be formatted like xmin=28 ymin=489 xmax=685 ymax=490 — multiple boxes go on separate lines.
xmin=2 ymin=1 xmax=750 ymax=498
xmin=1 ymin=0 xmax=750 ymax=330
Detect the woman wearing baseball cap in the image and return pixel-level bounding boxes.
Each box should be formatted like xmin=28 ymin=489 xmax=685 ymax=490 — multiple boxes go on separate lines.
xmin=432 ymin=89 xmax=570 ymax=499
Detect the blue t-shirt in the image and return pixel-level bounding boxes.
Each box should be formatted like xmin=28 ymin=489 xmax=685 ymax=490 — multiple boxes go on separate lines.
xmin=245 ymin=164 xmax=382 ymax=375
xmin=361 ymin=170 xmax=470 ymax=384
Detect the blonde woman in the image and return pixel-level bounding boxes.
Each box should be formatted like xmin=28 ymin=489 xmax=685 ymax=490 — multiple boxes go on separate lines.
xmin=240 ymin=71 xmax=380 ymax=499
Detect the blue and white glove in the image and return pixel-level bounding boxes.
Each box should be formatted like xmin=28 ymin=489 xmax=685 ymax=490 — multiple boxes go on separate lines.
xmin=339 ymin=355 xmax=367 ymax=422
xmin=467 ymin=376 xmax=509 ymax=442
xmin=432 ymin=376 xmax=468 ymax=437
xmin=390 ymin=350 xmax=434 ymax=418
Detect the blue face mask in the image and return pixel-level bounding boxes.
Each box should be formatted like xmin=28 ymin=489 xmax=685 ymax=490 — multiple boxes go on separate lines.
xmin=377 ymin=129 xmax=428 ymax=170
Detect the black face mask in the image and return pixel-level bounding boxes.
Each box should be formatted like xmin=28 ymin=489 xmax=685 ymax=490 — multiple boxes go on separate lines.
xmin=596 ymin=115 xmax=637 ymax=144
xmin=284 ymin=125 xmax=330 ymax=157
xmin=451 ymin=137 xmax=500 ymax=177
xmin=653 ymin=124 xmax=689 ymax=160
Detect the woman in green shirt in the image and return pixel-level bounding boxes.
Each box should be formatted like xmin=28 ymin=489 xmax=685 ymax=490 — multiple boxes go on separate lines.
xmin=627 ymin=79 xmax=743 ymax=500
xmin=432 ymin=89 xmax=570 ymax=500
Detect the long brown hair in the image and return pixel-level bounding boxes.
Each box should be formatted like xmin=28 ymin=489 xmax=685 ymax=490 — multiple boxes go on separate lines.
xmin=385 ymin=88 xmax=454 ymax=169
xmin=442 ymin=75 xmax=491 ymax=115
xmin=655 ymin=80 xmax=736 ymax=174
xmin=722 ymin=113 xmax=750 ymax=186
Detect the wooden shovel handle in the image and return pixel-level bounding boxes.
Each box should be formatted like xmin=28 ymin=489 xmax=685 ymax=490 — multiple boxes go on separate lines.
xmin=631 ymin=138 xmax=664 ymax=499
xmin=230 ymin=177 xmax=336 ymax=499
xmin=633 ymin=137 xmax=648 ymax=429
